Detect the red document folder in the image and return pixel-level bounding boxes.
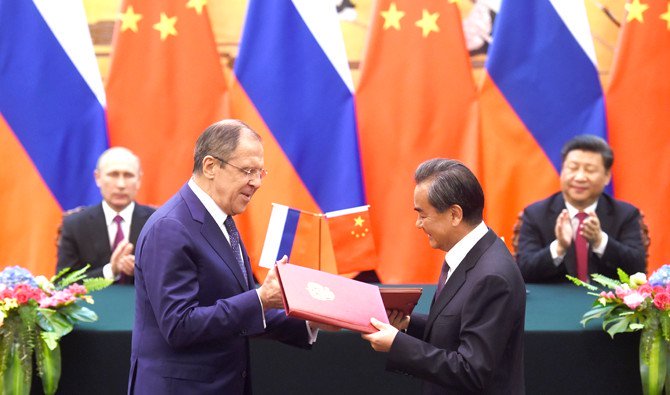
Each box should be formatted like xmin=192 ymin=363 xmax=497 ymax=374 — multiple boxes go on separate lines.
xmin=379 ymin=288 xmax=423 ymax=316
xmin=276 ymin=263 xmax=389 ymax=333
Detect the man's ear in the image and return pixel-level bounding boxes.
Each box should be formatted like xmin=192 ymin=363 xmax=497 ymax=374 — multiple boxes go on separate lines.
xmin=449 ymin=205 xmax=464 ymax=226
xmin=202 ymin=156 xmax=217 ymax=179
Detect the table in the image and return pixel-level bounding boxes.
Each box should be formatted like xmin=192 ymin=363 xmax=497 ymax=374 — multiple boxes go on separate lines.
xmin=33 ymin=284 xmax=641 ymax=394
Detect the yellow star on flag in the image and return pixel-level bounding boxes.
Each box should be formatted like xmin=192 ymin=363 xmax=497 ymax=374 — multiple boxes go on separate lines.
xmin=661 ymin=4 xmax=670 ymax=30
xmin=415 ymin=9 xmax=440 ymax=37
xmin=354 ymin=216 xmax=365 ymax=227
xmin=381 ymin=2 xmax=405 ymax=30
xmin=120 ymin=5 xmax=143 ymax=33
xmin=625 ymin=0 xmax=649 ymax=23
xmin=448 ymin=0 xmax=462 ymax=4
xmin=186 ymin=0 xmax=207 ymax=15
xmin=153 ymin=13 xmax=178 ymax=41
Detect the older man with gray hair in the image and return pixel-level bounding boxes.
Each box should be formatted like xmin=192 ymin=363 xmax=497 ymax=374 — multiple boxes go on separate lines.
xmin=57 ymin=146 xmax=155 ymax=283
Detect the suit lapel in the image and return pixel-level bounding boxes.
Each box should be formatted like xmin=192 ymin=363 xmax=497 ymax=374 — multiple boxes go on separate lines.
xmin=424 ymin=230 xmax=498 ymax=338
xmin=180 ymin=185 xmax=249 ymax=291
xmin=90 ymin=205 xmax=111 ymax=258
xmin=129 ymin=205 xmax=147 ymax=244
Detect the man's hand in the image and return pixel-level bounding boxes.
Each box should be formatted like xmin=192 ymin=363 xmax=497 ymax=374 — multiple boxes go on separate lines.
xmin=554 ymin=209 xmax=573 ymax=256
xmin=111 ymin=241 xmax=135 ymax=276
xmin=581 ymin=211 xmax=603 ymax=248
xmin=361 ymin=317 xmax=399 ymax=352
xmin=387 ymin=310 xmax=410 ymax=331
xmin=257 ymin=256 xmax=287 ymax=310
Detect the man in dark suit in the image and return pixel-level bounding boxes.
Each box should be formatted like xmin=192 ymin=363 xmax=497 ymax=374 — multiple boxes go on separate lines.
xmin=516 ymin=135 xmax=646 ymax=283
xmin=129 ymin=120 xmax=323 ymax=394
xmin=363 ymin=159 xmax=526 ymax=394
xmin=57 ymin=147 xmax=154 ymax=283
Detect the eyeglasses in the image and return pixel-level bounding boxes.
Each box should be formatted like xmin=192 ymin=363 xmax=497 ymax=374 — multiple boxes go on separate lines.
xmin=210 ymin=155 xmax=268 ymax=179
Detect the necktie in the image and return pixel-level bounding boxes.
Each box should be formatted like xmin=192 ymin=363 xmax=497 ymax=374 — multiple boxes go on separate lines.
xmin=112 ymin=215 xmax=129 ymax=284
xmin=435 ymin=260 xmax=449 ymax=299
xmin=575 ymin=212 xmax=589 ymax=282
xmin=112 ymin=215 xmax=124 ymax=251
xmin=224 ymin=216 xmax=248 ymax=283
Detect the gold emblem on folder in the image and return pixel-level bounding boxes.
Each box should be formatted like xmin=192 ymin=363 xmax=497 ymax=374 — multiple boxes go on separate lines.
xmin=306 ymin=282 xmax=335 ymax=301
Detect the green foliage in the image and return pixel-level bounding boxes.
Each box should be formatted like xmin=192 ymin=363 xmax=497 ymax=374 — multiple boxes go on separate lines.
xmin=617 ymin=268 xmax=631 ymax=284
xmin=52 ymin=264 xmax=92 ymax=289
xmin=83 ymin=277 xmax=113 ymax=292
xmin=590 ymin=273 xmax=623 ymax=289
xmin=35 ymin=336 xmax=60 ymax=395
xmin=566 ymin=275 xmax=598 ymax=291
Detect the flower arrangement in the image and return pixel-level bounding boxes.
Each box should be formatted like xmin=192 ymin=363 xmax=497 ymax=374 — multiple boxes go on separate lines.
xmin=0 ymin=265 xmax=112 ymax=395
xmin=569 ymin=265 xmax=670 ymax=395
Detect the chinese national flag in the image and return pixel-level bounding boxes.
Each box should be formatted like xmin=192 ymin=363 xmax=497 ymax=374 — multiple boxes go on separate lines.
xmin=356 ymin=0 xmax=479 ymax=283
xmin=106 ymin=0 xmax=228 ymax=205
xmin=325 ymin=206 xmax=378 ymax=275
xmin=607 ymin=0 xmax=670 ymax=271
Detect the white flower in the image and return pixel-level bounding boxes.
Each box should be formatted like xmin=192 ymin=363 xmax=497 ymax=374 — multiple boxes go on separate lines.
xmin=629 ymin=273 xmax=648 ymax=289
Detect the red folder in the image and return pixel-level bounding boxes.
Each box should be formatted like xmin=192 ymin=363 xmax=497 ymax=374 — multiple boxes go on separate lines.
xmin=276 ymin=263 xmax=389 ymax=333
xmin=379 ymin=288 xmax=423 ymax=316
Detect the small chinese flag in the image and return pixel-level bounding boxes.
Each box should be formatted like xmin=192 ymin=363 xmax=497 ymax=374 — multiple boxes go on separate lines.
xmin=325 ymin=206 xmax=378 ymax=274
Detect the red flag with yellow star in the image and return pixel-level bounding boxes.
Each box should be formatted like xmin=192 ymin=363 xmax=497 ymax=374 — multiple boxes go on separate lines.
xmin=106 ymin=0 xmax=227 ymax=205
xmin=607 ymin=0 xmax=670 ymax=272
xmin=325 ymin=206 xmax=378 ymax=274
xmin=356 ymin=0 xmax=478 ymax=283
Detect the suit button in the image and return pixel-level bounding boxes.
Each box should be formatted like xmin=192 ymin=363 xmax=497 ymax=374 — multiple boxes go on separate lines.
xmin=241 ymin=370 xmax=247 ymax=378
xmin=240 ymin=329 xmax=247 ymax=336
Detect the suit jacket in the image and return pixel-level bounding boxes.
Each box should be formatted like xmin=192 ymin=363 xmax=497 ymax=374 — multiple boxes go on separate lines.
xmin=387 ymin=230 xmax=526 ymax=395
xmin=517 ymin=192 xmax=646 ymax=283
xmin=56 ymin=203 xmax=155 ymax=282
xmin=128 ymin=184 xmax=310 ymax=395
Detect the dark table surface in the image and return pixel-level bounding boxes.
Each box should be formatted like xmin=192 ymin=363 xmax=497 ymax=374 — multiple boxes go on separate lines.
xmin=39 ymin=283 xmax=640 ymax=395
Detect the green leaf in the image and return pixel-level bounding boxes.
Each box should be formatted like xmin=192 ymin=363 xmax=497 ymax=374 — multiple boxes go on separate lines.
xmin=566 ymin=275 xmax=599 ymax=291
xmin=82 ymin=277 xmax=113 ymax=293
xmin=617 ymin=268 xmax=631 ymax=284
xmin=590 ymin=273 xmax=622 ymax=289
xmin=55 ymin=264 xmax=92 ymax=289
xmin=37 ymin=309 xmax=73 ymax=338
xmin=59 ymin=304 xmax=98 ymax=323
xmin=35 ymin=336 xmax=61 ymax=395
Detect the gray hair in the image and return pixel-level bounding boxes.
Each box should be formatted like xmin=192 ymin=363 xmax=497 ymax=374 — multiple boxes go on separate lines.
xmin=414 ymin=158 xmax=484 ymax=224
xmin=192 ymin=119 xmax=260 ymax=174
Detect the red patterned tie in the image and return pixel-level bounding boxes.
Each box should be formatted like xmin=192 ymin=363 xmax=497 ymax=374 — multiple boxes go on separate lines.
xmin=112 ymin=215 xmax=128 ymax=284
xmin=112 ymin=215 xmax=124 ymax=251
xmin=575 ymin=212 xmax=589 ymax=282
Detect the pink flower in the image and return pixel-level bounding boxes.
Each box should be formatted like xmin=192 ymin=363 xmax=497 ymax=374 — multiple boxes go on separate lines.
xmin=623 ymin=292 xmax=646 ymax=309
xmin=654 ymin=292 xmax=670 ymax=310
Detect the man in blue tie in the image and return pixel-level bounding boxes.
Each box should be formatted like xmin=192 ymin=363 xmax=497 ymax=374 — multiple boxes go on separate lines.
xmin=362 ymin=159 xmax=526 ymax=394
xmin=129 ymin=119 xmax=322 ymax=394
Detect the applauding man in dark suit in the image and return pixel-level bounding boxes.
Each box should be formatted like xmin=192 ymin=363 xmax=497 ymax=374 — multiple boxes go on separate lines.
xmin=516 ymin=135 xmax=646 ymax=283
xmin=363 ymin=159 xmax=526 ymax=394
xmin=57 ymin=147 xmax=154 ymax=283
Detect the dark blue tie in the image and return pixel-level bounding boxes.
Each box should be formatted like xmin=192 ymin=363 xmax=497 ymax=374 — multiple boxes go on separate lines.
xmin=435 ymin=260 xmax=449 ymax=299
xmin=224 ymin=216 xmax=248 ymax=283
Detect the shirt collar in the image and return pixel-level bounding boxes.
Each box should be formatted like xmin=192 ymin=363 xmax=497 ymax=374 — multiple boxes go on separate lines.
xmin=565 ymin=200 xmax=598 ymax=218
xmin=444 ymin=221 xmax=488 ymax=272
xmin=101 ymin=200 xmax=135 ymax=225
xmin=188 ymin=178 xmax=230 ymax=226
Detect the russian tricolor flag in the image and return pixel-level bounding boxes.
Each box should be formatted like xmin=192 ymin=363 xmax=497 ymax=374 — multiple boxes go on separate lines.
xmin=480 ymin=0 xmax=607 ymax=245
xmin=0 ymin=0 xmax=108 ymax=275
xmin=231 ymin=0 xmax=365 ymax=277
